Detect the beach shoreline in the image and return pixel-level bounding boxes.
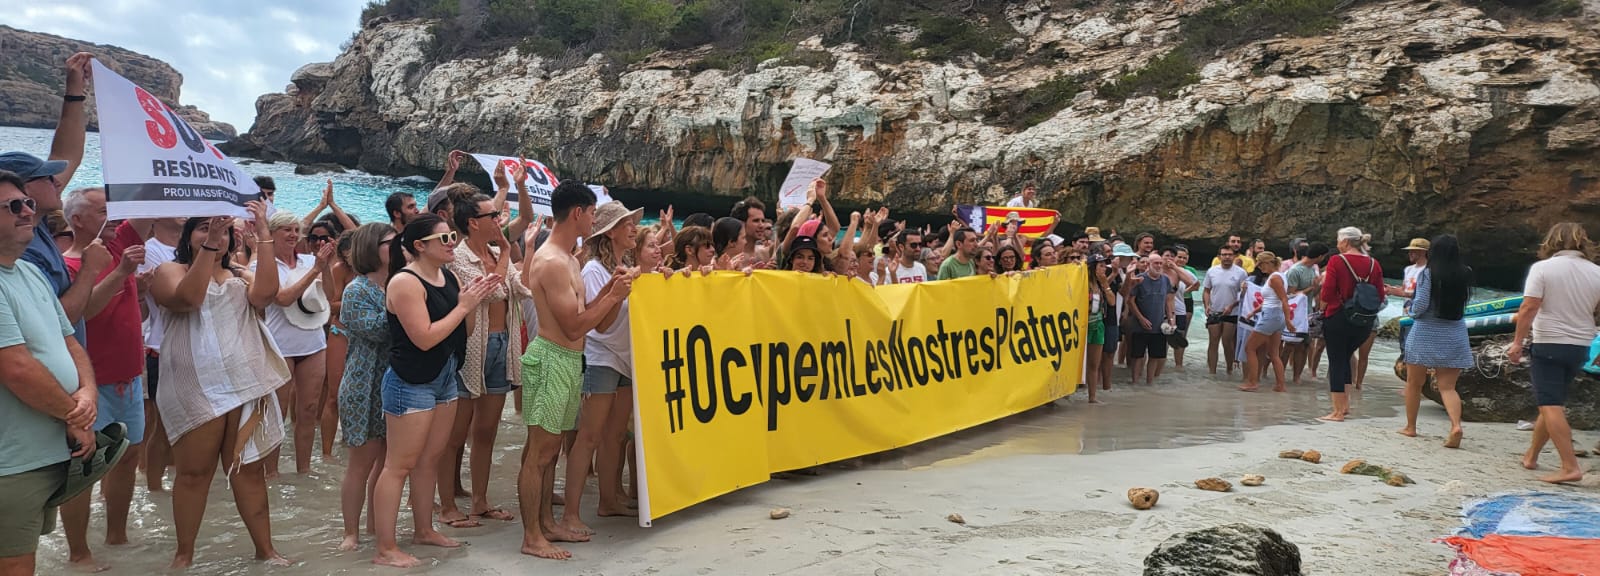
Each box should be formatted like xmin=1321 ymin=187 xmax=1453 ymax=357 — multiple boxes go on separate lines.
xmin=34 ymin=336 xmax=1600 ymax=575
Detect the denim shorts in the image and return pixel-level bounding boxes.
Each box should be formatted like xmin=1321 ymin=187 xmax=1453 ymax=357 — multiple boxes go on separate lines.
xmin=582 ymin=364 xmax=633 ymax=394
xmin=1530 ymin=343 xmax=1589 ymax=407
xmin=459 ymin=332 xmax=515 ymax=396
xmin=1255 ymin=307 xmax=1287 ymax=334
xmin=94 ymin=376 xmax=146 ymax=445
xmin=382 ymin=356 xmax=461 ymax=416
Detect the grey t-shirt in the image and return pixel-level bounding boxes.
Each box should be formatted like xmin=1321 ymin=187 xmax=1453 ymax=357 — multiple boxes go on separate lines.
xmin=1203 ymin=265 xmax=1249 ymax=316
xmin=1132 ymin=273 xmax=1173 ymax=333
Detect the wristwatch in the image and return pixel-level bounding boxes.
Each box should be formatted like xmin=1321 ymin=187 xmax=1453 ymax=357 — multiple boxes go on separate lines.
xmin=65 ymin=94 xmax=87 ymax=103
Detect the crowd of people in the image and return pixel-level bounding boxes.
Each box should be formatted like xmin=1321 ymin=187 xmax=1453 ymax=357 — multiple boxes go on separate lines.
xmin=3 ymin=51 xmax=1599 ymax=575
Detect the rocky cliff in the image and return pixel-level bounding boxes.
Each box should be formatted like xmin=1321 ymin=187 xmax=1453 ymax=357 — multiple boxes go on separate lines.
xmin=0 ymin=25 xmax=236 ymax=140
xmin=228 ymin=0 xmax=1600 ymax=284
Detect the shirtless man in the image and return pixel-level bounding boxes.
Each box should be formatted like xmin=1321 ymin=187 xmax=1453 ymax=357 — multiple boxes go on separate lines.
xmin=518 ymin=182 xmax=632 ymax=559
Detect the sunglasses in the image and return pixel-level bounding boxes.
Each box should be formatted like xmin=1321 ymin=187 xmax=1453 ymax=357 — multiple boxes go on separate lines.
xmin=5 ymin=197 xmax=37 ymax=215
xmin=308 ymin=234 xmax=333 ymax=243
xmin=982 ymin=255 xmax=995 ymax=261
xmin=907 ymin=242 xmax=922 ymax=249
xmin=419 ymin=231 xmax=459 ymax=245
xmin=474 ymin=210 xmax=502 ymax=220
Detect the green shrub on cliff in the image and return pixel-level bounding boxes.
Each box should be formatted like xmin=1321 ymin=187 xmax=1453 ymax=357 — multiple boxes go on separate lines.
xmin=1467 ymin=0 xmax=1583 ymax=19
xmin=363 ymin=0 xmax=1017 ymax=69
xmin=1098 ymin=50 xmax=1200 ymax=102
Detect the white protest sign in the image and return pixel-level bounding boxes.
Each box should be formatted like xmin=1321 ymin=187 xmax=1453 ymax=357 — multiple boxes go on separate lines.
xmin=469 ymin=153 xmax=560 ymax=217
xmin=777 ymin=158 xmax=830 ymax=210
xmin=587 ymin=184 xmax=615 ymax=206
xmin=92 ymin=59 xmax=261 ymax=219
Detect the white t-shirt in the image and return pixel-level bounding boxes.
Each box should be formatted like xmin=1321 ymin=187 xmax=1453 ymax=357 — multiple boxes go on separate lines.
xmin=139 ymin=238 xmax=178 ymax=351
xmin=582 ymin=259 xmax=631 ymax=375
xmin=252 ymin=254 xmax=328 ymax=357
xmin=1525 ymin=251 xmax=1600 ymax=346
xmin=1005 ymin=196 xmax=1037 ymax=208
xmin=1203 ymin=265 xmax=1248 ymax=316
xmin=893 ymin=262 xmax=928 ymax=284
xmin=1403 ymin=264 xmax=1425 ymax=300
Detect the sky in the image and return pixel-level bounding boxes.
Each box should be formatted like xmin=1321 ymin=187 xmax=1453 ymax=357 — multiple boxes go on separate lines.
xmin=12 ymin=1 xmax=365 ymax=130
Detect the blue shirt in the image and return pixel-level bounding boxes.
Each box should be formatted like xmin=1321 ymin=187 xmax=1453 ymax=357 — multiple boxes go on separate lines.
xmin=23 ymin=224 xmax=85 ymax=345
xmin=1133 ymin=273 xmax=1173 ymax=333
xmin=0 ymin=260 xmax=80 ymax=476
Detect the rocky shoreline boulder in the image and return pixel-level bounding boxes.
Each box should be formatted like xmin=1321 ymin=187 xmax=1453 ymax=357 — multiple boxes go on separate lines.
xmin=1144 ymin=524 xmax=1302 ymax=576
xmin=1398 ymin=336 xmax=1600 ymax=430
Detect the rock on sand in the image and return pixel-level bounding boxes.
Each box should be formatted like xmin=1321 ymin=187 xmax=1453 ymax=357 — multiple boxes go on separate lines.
xmin=1143 ymin=523 xmax=1303 ymax=576
xmin=1195 ymin=478 xmax=1233 ymax=492
xmin=1128 ymin=488 xmax=1160 ymax=510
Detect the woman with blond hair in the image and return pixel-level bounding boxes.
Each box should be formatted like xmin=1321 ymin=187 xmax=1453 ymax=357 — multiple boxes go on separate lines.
xmin=1510 ymin=222 xmax=1600 ymax=483
xmin=253 ymin=210 xmax=333 ymax=476
xmin=1239 ymin=252 xmax=1288 ymax=392
xmin=1317 ymin=227 xmax=1385 ymax=421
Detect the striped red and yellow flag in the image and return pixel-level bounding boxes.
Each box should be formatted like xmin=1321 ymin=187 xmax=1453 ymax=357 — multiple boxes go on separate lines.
xmin=955 ymin=205 xmax=1060 ymax=238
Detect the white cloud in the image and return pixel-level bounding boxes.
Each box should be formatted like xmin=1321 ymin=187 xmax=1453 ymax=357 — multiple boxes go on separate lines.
xmin=14 ymin=1 xmax=364 ymax=130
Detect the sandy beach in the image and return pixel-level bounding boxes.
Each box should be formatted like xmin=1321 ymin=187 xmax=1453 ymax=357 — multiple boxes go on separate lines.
xmin=35 ymin=339 xmax=1599 ymax=576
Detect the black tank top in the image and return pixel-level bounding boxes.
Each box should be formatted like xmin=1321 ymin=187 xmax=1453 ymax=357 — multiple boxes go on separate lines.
xmin=387 ymin=268 xmax=467 ymax=384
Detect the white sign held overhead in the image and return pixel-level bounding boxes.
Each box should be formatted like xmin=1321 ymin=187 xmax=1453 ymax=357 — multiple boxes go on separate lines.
xmin=777 ymin=158 xmax=830 ymax=210
xmin=587 ymin=184 xmax=615 ymax=206
xmin=92 ymin=59 xmax=262 ymax=220
xmin=468 ymin=153 xmax=561 ymax=217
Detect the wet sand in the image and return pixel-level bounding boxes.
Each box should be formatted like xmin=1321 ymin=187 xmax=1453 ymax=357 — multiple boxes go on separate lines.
xmin=38 ymin=340 xmax=1600 ymax=575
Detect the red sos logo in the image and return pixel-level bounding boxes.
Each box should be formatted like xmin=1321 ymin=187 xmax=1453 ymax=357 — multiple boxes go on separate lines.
xmin=137 ymin=86 xmax=224 ymax=161
xmin=498 ymin=158 xmax=559 ymax=187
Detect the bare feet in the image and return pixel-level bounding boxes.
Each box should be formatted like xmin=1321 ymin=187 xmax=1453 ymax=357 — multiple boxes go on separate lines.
xmin=373 ymin=549 xmax=422 ymax=568
xmin=1539 ymin=469 xmax=1584 ymax=484
xmin=1087 ymin=399 xmax=1105 ymax=404
xmin=1397 ymin=428 xmax=1417 ymax=437
xmin=67 ymin=556 xmax=110 ymax=573
xmin=1444 ymin=428 xmax=1463 ymax=449
xmin=558 ymin=516 xmax=595 ymax=536
xmin=470 ymin=507 xmax=516 ymax=522
xmin=169 ymin=554 xmax=193 ymax=570
xmin=1237 ymin=385 xmax=1259 ymax=392
xmin=258 ymin=551 xmax=293 ymax=567
xmin=543 ymin=523 xmax=592 ymax=543
xmin=338 ymin=534 xmax=360 ymax=551
xmin=105 ymin=532 xmax=129 ymax=546
xmin=597 ymin=503 xmax=639 ymax=518
xmin=1272 ymin=385 xmax=1287 ymax=393
xmin=1316 ymin=413 xmax=1345 ymax=422
xmin=1521 ymin=455 xmax=1540 ymax=470
xmin=521 ymin=538 xmax=571 ymax=560
xmin=414 ymin=530 xmax=464 ymax=548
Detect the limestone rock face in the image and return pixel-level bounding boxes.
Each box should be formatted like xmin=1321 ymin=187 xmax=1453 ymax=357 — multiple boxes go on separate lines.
xmin=229 ymin=1 xmax=1600 ymax=280
xmin=0 ymin=25 xmax=236 ymax=139
xmin=1144 ymin=524 xmax=1302 ymax=576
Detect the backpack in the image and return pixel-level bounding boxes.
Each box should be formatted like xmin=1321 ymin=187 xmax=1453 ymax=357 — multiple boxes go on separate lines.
xmin=1335 ymin=254 xmax=1382 ymax=328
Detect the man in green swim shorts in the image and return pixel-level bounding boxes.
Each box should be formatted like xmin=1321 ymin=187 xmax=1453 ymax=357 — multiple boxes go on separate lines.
xmin=518 ymin=182 xmax=632 ymax=560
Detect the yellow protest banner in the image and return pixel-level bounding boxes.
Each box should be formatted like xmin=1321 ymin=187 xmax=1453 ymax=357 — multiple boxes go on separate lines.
xmin=628 ymin=264 xmax=1088 ymax=525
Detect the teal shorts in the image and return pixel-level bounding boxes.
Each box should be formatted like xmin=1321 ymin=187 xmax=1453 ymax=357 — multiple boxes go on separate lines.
xmin=1087 ymin=319 xmax=1105 ymax=346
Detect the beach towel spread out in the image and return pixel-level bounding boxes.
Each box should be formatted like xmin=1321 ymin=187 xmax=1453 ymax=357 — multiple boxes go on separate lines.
xmin=1442 ymin=491 xmax=1600 ymax=576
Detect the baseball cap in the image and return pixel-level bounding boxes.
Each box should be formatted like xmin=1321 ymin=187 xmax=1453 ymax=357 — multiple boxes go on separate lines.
xmin=0 ymin=151 xmax=68 ymax=180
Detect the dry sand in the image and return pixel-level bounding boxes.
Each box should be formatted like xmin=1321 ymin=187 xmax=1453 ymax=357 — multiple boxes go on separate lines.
xmin=37 ymin=344 xmax=1600 ymax=575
